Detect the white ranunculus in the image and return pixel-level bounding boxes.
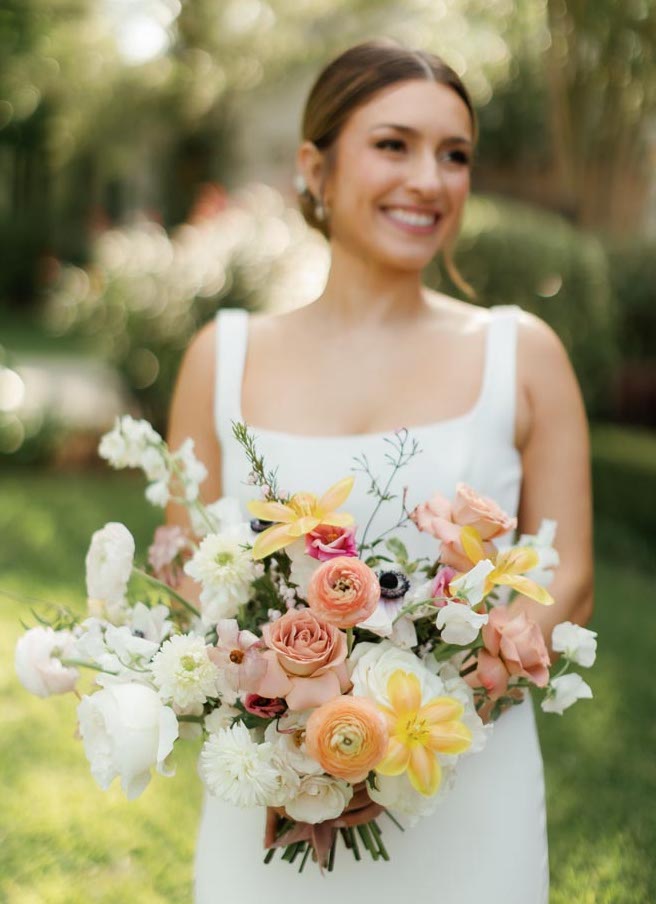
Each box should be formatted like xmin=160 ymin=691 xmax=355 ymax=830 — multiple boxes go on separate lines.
xmin=551 ymin=621 xmax=598 ymax=668
xmin=518 ymin=518 xmax=560 ymax=587
xmin=77 ymin=683 xmax=179 ymax=799
xmin=367 ymin=771 xmax=452 ymax=828
xmin=15 ymin=627 xmax=79 ymax=697
xmin=85 ymin=522 xmax=135 ymax=606
xmin=435 ymin=602 xmax=488 ymax=645
xmin=183 ymin=524 xmax=258 ymax=624
xmin=199 ymin=722 xmax=280 ymax=806
xmin=150 ymin=634 xmax=219 ymax=709
xmin=284 ymin=774 xmax=353 ymax=824
xmin=349 ymin=640 xmax=445 ymax=707
xmin=541 ymin=673 xmax=593 ymax=715
xmin=448 ymin=559 xmax=495 ymax=606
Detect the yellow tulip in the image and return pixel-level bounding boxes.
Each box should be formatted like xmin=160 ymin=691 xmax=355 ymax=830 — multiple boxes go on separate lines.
xmin=458 ymin=526 xmax=554 ymax=606
xmin=375 ymin=670 xmax=472 ymax=797
xmin=246 ymin=476 xmax=355 ymax=559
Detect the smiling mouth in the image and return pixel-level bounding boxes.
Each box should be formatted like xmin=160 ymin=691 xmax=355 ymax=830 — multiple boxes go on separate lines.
xmin=380 ymin=206 xmax=443 ymax=233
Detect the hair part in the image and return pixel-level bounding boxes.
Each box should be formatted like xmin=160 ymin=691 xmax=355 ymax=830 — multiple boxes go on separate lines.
xmin=297 ymin=38 xmax=477 ymax=298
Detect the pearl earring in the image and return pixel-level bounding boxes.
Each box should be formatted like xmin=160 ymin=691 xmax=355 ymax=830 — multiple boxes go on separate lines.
xmin=293 ymin=173 xmax=308 ymax=194
xmin=314 ymin=199 xmax=326 ymax=221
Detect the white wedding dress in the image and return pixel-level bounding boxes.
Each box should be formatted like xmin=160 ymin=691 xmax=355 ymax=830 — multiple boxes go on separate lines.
xmin=194 ymin=305 xmax=549 ymax=903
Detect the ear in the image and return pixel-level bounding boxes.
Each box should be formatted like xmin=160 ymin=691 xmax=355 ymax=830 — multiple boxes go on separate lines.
xmin=296 ymin=141 xmax=326 ymax=201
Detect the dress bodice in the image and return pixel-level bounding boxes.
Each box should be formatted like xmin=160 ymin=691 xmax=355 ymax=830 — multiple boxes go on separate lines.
xmin=213 ymin=305 xmax=523 ymax=562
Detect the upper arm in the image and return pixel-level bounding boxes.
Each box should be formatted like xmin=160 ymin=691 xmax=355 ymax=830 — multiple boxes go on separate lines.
xmin=516 ymin=311 xmax=594 ymax=615
xmin=165 ymin=319 xmax=222 ymax=533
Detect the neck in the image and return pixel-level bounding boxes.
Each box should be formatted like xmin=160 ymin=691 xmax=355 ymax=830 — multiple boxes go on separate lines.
xmin=308 ymin=238 xmax=433 ymax=329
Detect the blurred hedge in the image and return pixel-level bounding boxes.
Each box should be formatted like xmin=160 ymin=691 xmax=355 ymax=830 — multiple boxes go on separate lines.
xmin=428 ymin=195 xmax=619 ymax=419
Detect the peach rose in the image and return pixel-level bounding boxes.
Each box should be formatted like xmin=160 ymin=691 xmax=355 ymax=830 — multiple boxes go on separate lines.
xmin=463 ymin=649 xmax=511 ymax=700
xmin=452 ymin=483 xmax=517 ymax=541
xmin=482 ymin=607 xmax=551 ymax=687
xmin=255 ymin=609 xmax=351 ymax=710
xmin=306 ymin=556 xmax=380 ymax=628
xmin=305 ymin=695 xmax=389 ymax=783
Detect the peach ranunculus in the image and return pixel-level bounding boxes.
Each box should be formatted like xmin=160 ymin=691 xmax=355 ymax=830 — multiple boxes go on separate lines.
xmin=305 ymin=695 xmax=389 ymax=783
xmin=306 ymin=556 xmax=380 ymax=629
xmin=253 ymin=609 xmax=351 ymax=710
xmin=410 ymin=484 xmax=516 ymax=571
xmin=475 ymin=606 xmax=551 ymax=695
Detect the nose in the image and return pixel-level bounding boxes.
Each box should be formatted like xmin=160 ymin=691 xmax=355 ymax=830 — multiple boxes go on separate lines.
xmin=405 ymin=150 xmax=445 ymax=198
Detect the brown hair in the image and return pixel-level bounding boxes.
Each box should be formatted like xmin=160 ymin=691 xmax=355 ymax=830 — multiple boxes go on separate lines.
xmin=297 ymin=38 xmax=478 ymax=298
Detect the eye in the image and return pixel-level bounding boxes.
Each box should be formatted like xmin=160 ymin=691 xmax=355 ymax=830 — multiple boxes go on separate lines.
xmin=375 ymin=138 xmax=406 ymax=152
xmin=443 ymin=149 xmax=471 ymax=166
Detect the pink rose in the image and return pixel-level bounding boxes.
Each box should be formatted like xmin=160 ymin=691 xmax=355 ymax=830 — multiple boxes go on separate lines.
xmin=452 ymin=483 xmax=517 ymax=541
xmin=305 ymin=524 xmax=358 ymax=561
xmin=254 ymin=609 xmax=351 ymax=710
xmin=306 ymin=556 xmax=380 ymax=628
xmin=243 ymin=694 xmax=288 ymax=719
xmin=482 ymin=607 xmax=551 ymax=688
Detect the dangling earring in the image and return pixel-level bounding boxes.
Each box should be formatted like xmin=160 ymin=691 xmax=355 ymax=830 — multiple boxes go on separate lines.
xmin=293 ymin=172 xmax=307 ymax=194
xmin=314 ymin=199 xmax=326 ymax=221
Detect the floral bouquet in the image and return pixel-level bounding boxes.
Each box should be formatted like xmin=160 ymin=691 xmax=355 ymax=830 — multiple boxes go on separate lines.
xmin=15 ymin=416 xmax=597 ymax=873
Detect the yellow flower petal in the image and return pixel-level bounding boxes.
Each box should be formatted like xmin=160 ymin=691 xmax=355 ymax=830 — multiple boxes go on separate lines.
xmin=251 ymin=523 xmax=297 ymax=560
xmin=493 ymin=573 xmax=554 ymax=606
xmin=496 ymin=546 xmax=539 ymax=575
xmin=375 ymin=736 xmax=411 ymax=776
xmin=287 ymin=515 xmax=320 ymax=537
xmin=317 ymin=476 xmax=355 ymax=514
xmin=246 ymin=500 xmax=296 ymax=523
xmin=460 ymin=526 xmax=486 ymax=565
xmin=320 ymin=511 xmax=355 ymax=528
xmin=407 ymin=744 xmax=442 ymax=796
xmin=420 ymin=696 xmax=464 ymax=726
xmin=376 ymin=705 xmax=398 ymax=733
xmin=426 ymin=721 xmax=472 ymax=756
xmin=387 ymin=670 xmax=422 ymax=715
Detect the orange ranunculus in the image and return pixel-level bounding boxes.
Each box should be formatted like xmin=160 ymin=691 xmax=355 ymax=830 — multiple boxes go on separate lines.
xmin=306 ymin=556 xmax=380 ymax=629
xmin=305 ymin=695 xmax=389 ymax=783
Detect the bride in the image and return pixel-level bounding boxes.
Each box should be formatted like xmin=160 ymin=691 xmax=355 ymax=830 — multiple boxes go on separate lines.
xmin=166 ymin=38 xmax=594 ymax=904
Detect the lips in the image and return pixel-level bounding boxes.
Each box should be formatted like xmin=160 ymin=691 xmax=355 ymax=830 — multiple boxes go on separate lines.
xmin=380 ymin=205 xmax=444 ymax=234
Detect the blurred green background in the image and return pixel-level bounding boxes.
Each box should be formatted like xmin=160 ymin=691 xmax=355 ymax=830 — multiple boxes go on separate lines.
xmin=1 ymin=0 xmax=655 ymax=901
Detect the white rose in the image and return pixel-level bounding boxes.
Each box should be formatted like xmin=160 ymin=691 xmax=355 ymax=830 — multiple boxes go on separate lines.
xmin=349 ymin=640 xmax=444 ymax=707
xmin=264 ymin=714 xmax=323 ymax=777
xmin=435 ymin=602 xmax=488 ymax=645
xmin=284 ymin=774 xmax=353 ymax=824
xmin=15 ymin=627 xmax=78 ymax=697
xmin=85 ymin=522 xmax=135 ymax=605
xmin=77 ymin=683 xmax=179 ymax=799
xmin=541 ymin=673 xmax=593 ymax=715
xmin=551 ymin=621 xmax=598 ymax=668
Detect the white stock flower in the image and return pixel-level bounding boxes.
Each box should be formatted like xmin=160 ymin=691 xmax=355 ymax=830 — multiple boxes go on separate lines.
xmin=99 ymin=416 xmax=162 ymax=469
xmin=551 ymin=621 xmax=598 ymax=668
xmin=183 ymin=524 xmax=257 ymax=623
xmin=15 ymin=627 xmax=79 ymax=697
xmin=199 ymin=722 xmax=280 ymax=806
xmin=448 ymin=559 xmax=495 ymax=606
xmin=77 ymin=683 xmax=178 ymax=799
xmin=140 ymin=447 xmax=169 ymax=482
xmin=349 ymin=640 xmax=445 ymax=707
xmin=150 ymin=634 xmax=219 ymax=709
xmin=145 ymin=479 xmax=170 ymax=508
xmin=284 ymin=774 xmax=353 ymax=824
xmin=85 ymin=522 xmax=135 ymax=606
xmin=518 ymin=519 xmax=560 ymax=587
xmin=435 ymin=602 xmax=488 ymax=645
xmin=541 ymin=673 xmax=593 ymax=715
xmin=173 ymin=438 xmax=208 ymax=501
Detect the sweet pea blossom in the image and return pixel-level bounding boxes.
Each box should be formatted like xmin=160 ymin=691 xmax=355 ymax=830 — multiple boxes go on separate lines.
xmin=448 ymin=559 xmax=495 ymax=606
xmin=15 ymin=627 xmax=79 ymax=697
xmin=435 ymin=602 xmax=489 ymax=645
xmin=77 ymin=683 xmax=179 ymax=799
xmin=85 ymin=522 xmax=135 ymax=606
xmin=551 ymin=621 xmax=598 ymax=668
xmin=541 ymin=673 xmax=593 ymax=715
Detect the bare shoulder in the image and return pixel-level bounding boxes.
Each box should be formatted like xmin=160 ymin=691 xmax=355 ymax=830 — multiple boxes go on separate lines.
xmin=515 ymin=309 xmax=576 ymax=397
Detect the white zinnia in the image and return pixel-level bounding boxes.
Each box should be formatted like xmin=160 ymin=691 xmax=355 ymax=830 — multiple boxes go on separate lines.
xmin=448 ymin=559 xmax=495 ymax=606
xmin=85 ymin=522 xmax=135 ymax=606
xmin=77 ymin=683 xmax=178 ymax=799
xmin=199 ymin=722 xmax=280 ymax=806
xmin=150 ymin=634 xmax=219 ymax=709
xmin=284 ymin=774 xmax=353 ymax=824
xmin=541 ymin=673 xmax=593 ymax=715
xmin=551 ymin=621 xmax=598 ymax=668
xmin=183 ymin=524 xmax=258 ymax=623
xmin=349 ymin=640 xmax=445 ymax=707
xmin=15 ymin=627 xmax=79 ymax=697
xmin=435 ymin=602 xmax=488 ymax=645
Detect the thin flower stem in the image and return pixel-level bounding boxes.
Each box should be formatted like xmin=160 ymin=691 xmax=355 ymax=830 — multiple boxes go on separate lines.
xmin=298 ymin=844 xmax=312 ymax=873
xmin=133 ymin=568 xmax=201 ymax=618
xmin=369 ymin=820 xmax=390 ymax=861
xmin=346 ymin=628 xmax=354 ymax=656
xmin=383 ymin=809 xmax=405 ymax=832
xmin=59 ymin=658 xmax=118 ymax=675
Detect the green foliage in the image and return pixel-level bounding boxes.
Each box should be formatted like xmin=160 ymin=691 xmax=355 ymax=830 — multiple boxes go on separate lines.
xmin=429 ymin=194 xmax=619 ymax=416
xmin=606 ymin=239 xmax=656 ymax=363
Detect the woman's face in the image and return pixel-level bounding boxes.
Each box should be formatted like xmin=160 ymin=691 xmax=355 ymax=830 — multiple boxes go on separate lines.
xmin=321 ymin=79 xmax=473 ymax=271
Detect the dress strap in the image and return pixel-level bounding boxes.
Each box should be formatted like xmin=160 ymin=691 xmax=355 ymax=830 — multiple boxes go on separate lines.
xmin=214 ymin=306 xmax=248 ymax=445
xmin=476 ymin=304 xmax=521 ymax=444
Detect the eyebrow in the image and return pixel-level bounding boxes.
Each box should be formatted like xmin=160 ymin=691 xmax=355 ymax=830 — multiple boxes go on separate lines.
xmin=369 ymin=123 xmax=472 ymax=145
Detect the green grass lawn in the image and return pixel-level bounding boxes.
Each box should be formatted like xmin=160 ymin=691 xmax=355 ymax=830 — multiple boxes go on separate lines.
xmin=1 ymin=471 xmax=654 ymax=903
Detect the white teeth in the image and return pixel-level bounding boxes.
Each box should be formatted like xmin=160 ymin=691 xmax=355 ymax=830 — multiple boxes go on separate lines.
xmin=385 ymin=208 xmax=437 ymax=227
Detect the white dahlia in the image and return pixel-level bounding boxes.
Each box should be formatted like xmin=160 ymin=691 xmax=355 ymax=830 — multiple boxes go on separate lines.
xmin=199 ymin=722 xmax=280 ymax=806
xmin=183 ymin=524 xmax=258 ymax=623
xmin=150 ymin=634 xmax=219 ymax=709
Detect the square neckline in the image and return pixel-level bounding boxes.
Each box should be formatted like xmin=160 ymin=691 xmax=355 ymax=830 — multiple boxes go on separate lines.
xmin=231 ymin=307 xmax=500 ymax=443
